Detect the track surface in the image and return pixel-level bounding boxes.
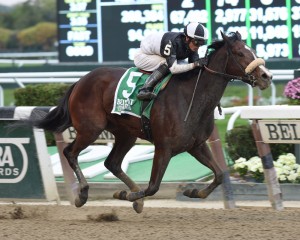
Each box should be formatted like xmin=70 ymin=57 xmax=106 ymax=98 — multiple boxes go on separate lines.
xmin=0 ymin=200 xmax=300 ymax=240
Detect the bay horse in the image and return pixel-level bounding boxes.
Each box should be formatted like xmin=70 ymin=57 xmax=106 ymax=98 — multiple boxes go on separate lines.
xmin=29 ymin=32 xmax=272 ymax=213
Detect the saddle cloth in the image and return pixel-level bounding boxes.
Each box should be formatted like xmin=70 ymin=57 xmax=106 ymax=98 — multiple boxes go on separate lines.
xmin=111 ymin=67 xmax=171 ymax=119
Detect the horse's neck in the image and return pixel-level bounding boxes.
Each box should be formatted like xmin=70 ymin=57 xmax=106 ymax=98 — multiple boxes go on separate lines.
xmin=201 ymin=51 xmax=230 ymax=101
xmin=198 ymin=73 xmax=228 ymax=107
xmin=191 ymin=54 xmax=229 ymax=118
xmin=199 ymin=51 xmax=229 ymax=100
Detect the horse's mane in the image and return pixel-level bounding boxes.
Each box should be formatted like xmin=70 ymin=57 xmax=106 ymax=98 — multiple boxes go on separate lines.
xmin=207 ymin=32 xmax=242 ymax=59
xmin=176 ymin=32 xmax=242 ymax=79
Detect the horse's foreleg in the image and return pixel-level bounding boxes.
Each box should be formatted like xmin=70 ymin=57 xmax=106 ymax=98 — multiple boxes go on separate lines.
xmin=104 ymin=135 xmax=144 ymax=213
xmin=113 ymin=172 xmax=144 ymax=213
xmin=184 ymin=143 xmax=223 ymax=199
xmin=127 ymin=148 xmax=171 ymax=201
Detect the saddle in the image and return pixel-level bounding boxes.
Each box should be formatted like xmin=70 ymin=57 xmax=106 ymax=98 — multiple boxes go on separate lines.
xmin=111 ymin=67 xmax=172 ymax=142
xmin=138 ymin=69 xmax=171 ymax=91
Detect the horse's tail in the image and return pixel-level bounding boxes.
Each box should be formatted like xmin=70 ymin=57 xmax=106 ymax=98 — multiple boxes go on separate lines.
xmin=29 ymin=83 xmax=76 ymax=133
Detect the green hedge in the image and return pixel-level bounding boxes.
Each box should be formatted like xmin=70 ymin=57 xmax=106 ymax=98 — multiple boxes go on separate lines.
xmin=14 ymin=83 xmax=71 ymax=145
xmin=14 ymin=83 xmax=70 ymax=106
xmin=225 ymin=124 xmax=294 ymax=161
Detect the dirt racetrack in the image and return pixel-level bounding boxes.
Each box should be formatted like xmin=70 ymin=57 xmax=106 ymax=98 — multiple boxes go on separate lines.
xmin=0 ymin=201 xmax=300 ymax=240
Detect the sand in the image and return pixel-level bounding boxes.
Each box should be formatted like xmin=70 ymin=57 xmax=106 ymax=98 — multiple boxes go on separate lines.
xmin=0 ymin=200 xmax=299 ymax=240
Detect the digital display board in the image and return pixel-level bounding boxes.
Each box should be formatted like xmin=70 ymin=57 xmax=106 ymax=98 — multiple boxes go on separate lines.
xmin=57 ymin=0 xmax=300 ymax=62
xmin=247 ymin=0 xmax=291 ymax=59
xmin=100 ymin=1 xmax=166 ymax=61
xmin=57 ymin=0 xmax=99 ymax=62
xmin=291 ymin=0 xmax=300 ymax=58
xmin=210 ymin=0 xmax=248 ymax=41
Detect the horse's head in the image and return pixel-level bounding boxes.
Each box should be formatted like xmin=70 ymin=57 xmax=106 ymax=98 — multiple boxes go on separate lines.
xmin=219 ymin=31 xmax=272 ymax=90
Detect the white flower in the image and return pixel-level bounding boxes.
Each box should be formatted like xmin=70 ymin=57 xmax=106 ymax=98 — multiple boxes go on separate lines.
xmin=274 ymin=161 xmax=283 ymax=168
xmin=275 ymin=167 xmax=283 ymax=175
xmin=293 ymin=163 xmax=299 ymax=170
xmin=232 ymin=153 xmax=300 ymax=184
xmin=248 ymin=162 xmax=261 ymax=172
xmin=235 ymin=158 xmax=246 ymax=164
xmin=279 ymin=174 xmax=287 ymax=181
xmin=287 ymin=171 xmax=298 ymax=182
xmin=234 ymin=158 xmax=247 ymax=170
xmin=283 ymin=165 xmax=293 ymax=172
xmin=248 ymin=156 xmax=261 ymax=164
xmin=277 ymin=153 xmax=296 ymax=166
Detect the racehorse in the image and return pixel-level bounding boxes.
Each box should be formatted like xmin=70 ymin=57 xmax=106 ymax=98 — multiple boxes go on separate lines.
xmin=28 ymin=32 xmax=272 ymax=213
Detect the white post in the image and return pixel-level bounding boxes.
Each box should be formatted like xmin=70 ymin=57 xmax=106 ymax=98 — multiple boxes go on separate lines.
xmin=0 ymin=86 xmax=4 ymax=106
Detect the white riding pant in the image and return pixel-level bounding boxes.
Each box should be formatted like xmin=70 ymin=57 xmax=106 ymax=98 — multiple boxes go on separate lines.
xmin=134 ymin=49 xmax=166 ymax=71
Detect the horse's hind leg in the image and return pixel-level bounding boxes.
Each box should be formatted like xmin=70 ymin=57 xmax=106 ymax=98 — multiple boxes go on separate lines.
xmin=184 ymin=142 xmax=224 ymax=198
xmin=63 ymin=131 xmax=101 ymax=207
xmin=104 ymin=133 xmax=144 ymax=213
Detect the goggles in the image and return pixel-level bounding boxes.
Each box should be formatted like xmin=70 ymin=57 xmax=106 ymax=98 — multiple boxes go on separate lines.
xmin=191 ymin=38 xmax=205 ymax=47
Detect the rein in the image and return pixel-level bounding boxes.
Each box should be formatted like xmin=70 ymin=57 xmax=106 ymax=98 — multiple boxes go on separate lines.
xmin=203 ymin=46 xmax=265 ymax=87
xmin=203 ymin=65 xmax=256 ymax=83
xmin=184 ymin=48 xmax=210 ymax=122
xmin=184 ymin=68 xmax=202 ymax=122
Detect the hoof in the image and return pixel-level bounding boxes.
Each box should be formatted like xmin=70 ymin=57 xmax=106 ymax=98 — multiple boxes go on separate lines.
xmin=132 ymin=199 xmax=144 ymax=214
xmin=183 ymin=189 xmax=199 ymax=198
xmin=183 ymin=189 xmax=191 ymax=197
xmin=113 ymin=190 xmax=128 ymax=200
xmin=127 ymin=190 xmax=145 ymax=202
xmin=74 ymin=197 xmax=86 ymax=208
xmin=74 ymin=185 xmax=89 ymax=207
xmin=198 ymin=190 xmax=208 ymax=199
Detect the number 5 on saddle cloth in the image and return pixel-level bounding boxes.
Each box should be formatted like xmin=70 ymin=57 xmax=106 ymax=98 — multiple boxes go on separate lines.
xmin=111 ymin=67 xmax=172 ymax=141
xmin=112 ymin=67 xmax=172 ymax=119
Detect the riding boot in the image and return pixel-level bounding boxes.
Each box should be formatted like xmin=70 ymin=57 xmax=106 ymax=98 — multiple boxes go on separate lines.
xmin=137 ymin=64 xmax=170 ymax=100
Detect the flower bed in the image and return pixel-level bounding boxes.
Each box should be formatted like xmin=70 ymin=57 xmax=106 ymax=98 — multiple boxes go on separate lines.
xmin=284 ymin=77 xmax=300 ymax=105
xmin=176 ymin=155 xmax=300 ymax=202
xmin=233 ymin=153 xmax=300 ymax=183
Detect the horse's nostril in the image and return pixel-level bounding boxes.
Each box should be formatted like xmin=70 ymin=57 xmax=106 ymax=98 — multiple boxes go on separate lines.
xmin=262 ymin=72 xmax=272 ymax=80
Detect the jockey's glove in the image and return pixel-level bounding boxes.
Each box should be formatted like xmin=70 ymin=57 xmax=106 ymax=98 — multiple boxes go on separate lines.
xmin=194 ymin=58 xmax=208 ymax=68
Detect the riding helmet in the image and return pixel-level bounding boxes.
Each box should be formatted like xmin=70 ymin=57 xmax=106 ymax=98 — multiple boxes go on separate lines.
xmin=184 ymin=22 xmax=208 ymax=40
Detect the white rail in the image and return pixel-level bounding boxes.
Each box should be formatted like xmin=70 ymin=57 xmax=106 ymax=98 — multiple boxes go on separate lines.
xmin=0 ymin=52 xmax=58 ymax=66
xmin=0 ymin=52 xmax=58 ymax=58
xmin=0 ymin=59 xmax=59 ymax=66
xmin=0 ymin=72 xmax=89 ymax=87
xmin=271 ymin=69 xmax=294 ymax=81
xmin=0 ymin=69 xmax=293 ymax=85
xmin=0 ymin=69 xmax=293 ymax=81
xmin=222 ymin=69 xmax=295 ymax=130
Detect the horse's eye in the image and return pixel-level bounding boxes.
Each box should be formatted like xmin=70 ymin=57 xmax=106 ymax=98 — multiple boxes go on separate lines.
xmin=238 ymin=52 xmax=244 ymax=57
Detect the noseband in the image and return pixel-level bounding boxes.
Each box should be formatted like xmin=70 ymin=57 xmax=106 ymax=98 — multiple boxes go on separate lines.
xmin=204 ymin=45 xmax=265 ymax=87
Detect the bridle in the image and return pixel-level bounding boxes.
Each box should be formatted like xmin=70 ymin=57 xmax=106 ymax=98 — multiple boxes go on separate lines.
xmin=185 ymin=40 xmax=265 ymax=121
xmin=203 ymin=43 xmax=265 ymax=87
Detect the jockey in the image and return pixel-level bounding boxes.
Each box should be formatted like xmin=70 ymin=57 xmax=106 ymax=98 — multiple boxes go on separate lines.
xmin=134 ymin=22 xmax=209 ymax=100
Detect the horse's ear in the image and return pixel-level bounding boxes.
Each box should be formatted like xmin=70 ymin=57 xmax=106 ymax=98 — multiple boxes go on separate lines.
xmin=236 ymin=31 xmax=242 ymax=40
xmin=220 ymin=31 xmax=231 ymax=45
xmin=220 ymin=31 xmax=225 ymax=39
